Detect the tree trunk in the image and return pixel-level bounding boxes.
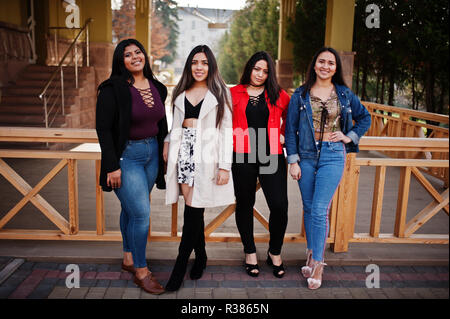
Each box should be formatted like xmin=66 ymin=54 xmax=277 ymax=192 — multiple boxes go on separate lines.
xmin=355 ymin=55 xmax=360 ymax=96
xmin=411 ymin=65 xmax=416 ymax=110
xmin=375 ymin=70 xmax=380 ymax=103
xmin=380 ymin=74 xmax=385 ymax=105
xmin=388 ymin=69 xmax=395 ymax=106
xmin=361 ymin=57 xmax=368 ymax=101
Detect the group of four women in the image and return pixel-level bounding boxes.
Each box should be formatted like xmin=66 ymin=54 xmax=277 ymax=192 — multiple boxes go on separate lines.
xmin=96 ymin=39 xmax=371 ymax=295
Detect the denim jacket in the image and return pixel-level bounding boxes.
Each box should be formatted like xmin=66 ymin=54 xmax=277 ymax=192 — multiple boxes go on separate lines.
xmin=285 ymin=84 xmax=371 ymax=163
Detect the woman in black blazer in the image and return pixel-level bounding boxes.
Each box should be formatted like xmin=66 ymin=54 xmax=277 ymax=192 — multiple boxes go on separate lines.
xmin=96 ymin=39 xmax=167 ymax=295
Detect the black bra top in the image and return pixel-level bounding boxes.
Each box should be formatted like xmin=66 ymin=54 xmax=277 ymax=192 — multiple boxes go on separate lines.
xmin=184 ymin=96 xmax=203 ymax=119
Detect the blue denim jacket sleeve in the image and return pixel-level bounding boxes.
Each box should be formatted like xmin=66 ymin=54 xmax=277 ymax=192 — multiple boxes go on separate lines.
xmin=285 ymin=92 xmax=301 ymax=164
xmin=345 ymin=91 xmax=371 ymax=146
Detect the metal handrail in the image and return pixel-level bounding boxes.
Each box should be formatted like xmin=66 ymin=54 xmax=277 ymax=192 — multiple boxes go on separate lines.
xmin=38 ymin=18 xmax=93 ymax=128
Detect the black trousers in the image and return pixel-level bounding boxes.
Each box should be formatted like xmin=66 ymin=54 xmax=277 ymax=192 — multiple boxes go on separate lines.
xmin=231 ymin=153 xmax=288 ymax=255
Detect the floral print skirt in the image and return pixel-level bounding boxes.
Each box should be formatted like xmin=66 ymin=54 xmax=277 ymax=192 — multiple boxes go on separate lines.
xmin=177 ymin=127 xmax=196 ymax=186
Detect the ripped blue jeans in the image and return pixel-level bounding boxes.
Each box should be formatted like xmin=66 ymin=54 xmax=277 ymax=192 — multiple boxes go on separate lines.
xmin=297 ymin=141 xmax=346 ymax=262
xmin=114 ymin=137 xmax=158 ymax=268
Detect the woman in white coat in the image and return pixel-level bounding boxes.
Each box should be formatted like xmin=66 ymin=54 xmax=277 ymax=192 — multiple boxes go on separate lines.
xmin=163 ymin=45 xmax=234 ymax=291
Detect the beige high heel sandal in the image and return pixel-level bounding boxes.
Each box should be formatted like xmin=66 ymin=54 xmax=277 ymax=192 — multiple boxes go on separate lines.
xmin=301 ymin=249 xmax=313 ymax=278
xmin=307 ymin=260 xmax=327 ymax=290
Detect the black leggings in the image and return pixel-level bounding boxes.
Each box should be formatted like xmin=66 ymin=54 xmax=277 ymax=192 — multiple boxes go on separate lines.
xmin=232 ymin=154 xmax=288 ymax=255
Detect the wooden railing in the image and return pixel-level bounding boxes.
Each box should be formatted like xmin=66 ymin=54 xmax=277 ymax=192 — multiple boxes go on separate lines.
xmin=0 ymin=127 xmax=448 ymax=252
xmin=363 ymin=102 xmax=449 ymax=187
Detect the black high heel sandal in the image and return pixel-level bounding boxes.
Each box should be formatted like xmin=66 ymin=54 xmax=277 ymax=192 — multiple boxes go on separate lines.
xmin=266 ymin=252 xmax=285 ymax=278
xmin=244 ymin=262 xmax=260 ymax=277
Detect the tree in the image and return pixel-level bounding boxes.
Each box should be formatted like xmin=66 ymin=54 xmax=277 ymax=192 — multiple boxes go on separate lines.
xmin=217 ymin=0 xmax=279 ymax=84
xmin=112 ymin=0 xmax=178 ymax=63
xmin=154 ymin=0 xmax=180 ymax=64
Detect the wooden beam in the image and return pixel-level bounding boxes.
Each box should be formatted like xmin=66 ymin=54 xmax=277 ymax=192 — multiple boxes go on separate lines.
xmin=370 ymin=166 xmax=386 ymax=238
xmin=204 ymin=204 xmax=235 ymax=236
xmin=394 ymin=167 xmax=412 ymax=238
xmin=0 ymin=158 xmax=70 ymax=234
xmin=411 ymin=167 xmax=449 ymax=214
xmin=68 ymin=159 xmax=79 ymax=235
xmin=404 ymin=189 xmax=449 ymax=237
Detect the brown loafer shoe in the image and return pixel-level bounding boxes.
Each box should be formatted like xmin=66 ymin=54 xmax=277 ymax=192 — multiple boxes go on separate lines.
xmin=121 ymin=263 xmax=136 ymax=274
xmin=134 ymin=273 xmax=165 ymax=295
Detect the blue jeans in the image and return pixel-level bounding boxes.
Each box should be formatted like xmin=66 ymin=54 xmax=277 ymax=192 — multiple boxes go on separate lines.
xmin=114 ymin=137 xmax=159 ymax=268
xmin=297 ymin=141 xmax=346 ymax=262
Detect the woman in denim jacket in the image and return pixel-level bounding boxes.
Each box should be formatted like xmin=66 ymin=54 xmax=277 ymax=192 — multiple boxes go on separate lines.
xmin=285 ymin=47 xmax=371 ymax=289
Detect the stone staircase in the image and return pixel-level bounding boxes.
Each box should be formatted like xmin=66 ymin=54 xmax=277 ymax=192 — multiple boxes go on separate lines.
xmin=0 ymin=64 xmax=97 ymax=149
xmin=0 ymin=64 xmax=96 ymax=129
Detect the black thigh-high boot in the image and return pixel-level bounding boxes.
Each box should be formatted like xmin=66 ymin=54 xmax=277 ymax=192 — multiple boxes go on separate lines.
xmin=166 ymin=204 xmax=204 ymax=291
xmin=190 ymin=209 xmax=207 ymax=279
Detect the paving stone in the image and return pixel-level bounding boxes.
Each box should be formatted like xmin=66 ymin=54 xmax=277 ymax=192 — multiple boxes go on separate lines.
xmin=85 ymin=287 xmax=107 ymax=299
xmin=348 ymin=287 xmax=371 ymax=299
xmin=246 ymin=287 xmax=267 ymax=299
xmin=47 ymin=286 xmax=71 ymax=299
xmin=195 ymin=288 xmax=213 ymax=299
xmin=196 ymin=280 xmax=219 ymax=288
xmin=176 ymin=287 xmax=195 ymax=299
xmin=66 ymin=287 xmax=89 ymax=299
xmin=159 ymin=290 xmax=176 ymax=299
xmin=104 ymin=287 xmax=125 ymax=299
xmin=221 ymin=280 xmax=245 ymax=288
xmin=122 ymin=287 xmax=141 ymax=299
xmin=229 ymin=288 xmax=248 ymax=299
xmin=212 ymin=287 xmax=230 ymax=299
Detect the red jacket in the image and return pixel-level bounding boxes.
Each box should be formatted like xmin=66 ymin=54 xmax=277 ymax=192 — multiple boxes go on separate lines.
xmin=231 ymin=84 xmax=290 ymax=155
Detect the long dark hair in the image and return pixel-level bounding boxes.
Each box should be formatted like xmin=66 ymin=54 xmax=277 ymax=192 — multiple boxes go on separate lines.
xmin=109 ymin=38 xmax=156 ymax=85
xmin=172 ymin=45 xmax=231 ymax=128
xmin=240 ymin=51 xmax=281 ymax=106
xmin=302 ymin=47 xmax=347 ymax=98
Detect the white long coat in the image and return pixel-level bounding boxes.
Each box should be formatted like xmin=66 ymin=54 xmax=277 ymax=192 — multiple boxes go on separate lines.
xmin=165 ymin=90 xmax=235 ymax=208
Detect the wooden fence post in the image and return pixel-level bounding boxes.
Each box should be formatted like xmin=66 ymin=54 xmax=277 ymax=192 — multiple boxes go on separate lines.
xmin=331 ymin=153 xmax=360 ymax=252
xmin=95 ymin=160 xmax=105 ymax=235
xmin=68 ymin=159 xmax=79 ymax=235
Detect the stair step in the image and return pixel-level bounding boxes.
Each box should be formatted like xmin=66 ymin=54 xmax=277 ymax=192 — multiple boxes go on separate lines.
xmin=3 ymin=87 xmax=84 ymax=96
xmin=0 ymin=95 xmax=76 ymax=105
xmin=0 ymin=105 xmax=75 ymax=114
xmin=0 ymin=114 xmax=66 ymax=126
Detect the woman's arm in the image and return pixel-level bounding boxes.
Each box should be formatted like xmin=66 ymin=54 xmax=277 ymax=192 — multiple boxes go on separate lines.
xmin=95 ymin=86 xmax=120 ymax=174
xmin=284 ymin=93 xmax=301 ymax=164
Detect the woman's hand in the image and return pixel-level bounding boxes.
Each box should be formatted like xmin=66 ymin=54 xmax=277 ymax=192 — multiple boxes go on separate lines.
xmin=163 ymin=142 xmax=169 ymax=163
xmin=107 ymin=169 xmax=122 ymax=189
xmin=289 ymin=163 xmax=301 ymax=180
xmin=329 ymin=131 xmax=352 ymax=144
xmin=216 ymin=169 xmax=230 ymax=185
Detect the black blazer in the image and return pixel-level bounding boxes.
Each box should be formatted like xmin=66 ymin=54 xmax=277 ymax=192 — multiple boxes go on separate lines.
xmin=95 ymin=76 xmax=168 ymax=192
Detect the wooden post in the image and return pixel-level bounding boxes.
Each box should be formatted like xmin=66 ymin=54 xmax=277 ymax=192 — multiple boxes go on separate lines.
xmin=370 ymin=166 xmax=386 ymax=237
xmin=331 ymin=153 xmax=359 ymax=252
xmin=394 ymin=167 xmax=412 ymax=238
xmin=68 ymin=159 xmax=79 ymax=235
xmin=171 ymin=203 xmax=178 ymax=237
xmin=95 ymin=160 xmax=105 ymax=235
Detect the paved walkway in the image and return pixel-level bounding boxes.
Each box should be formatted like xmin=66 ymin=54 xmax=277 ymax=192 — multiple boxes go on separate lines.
xmin=0 ymin=150 xmax=448 ymax=300
xmin=0 ymin=256 xmax=448 ymax=300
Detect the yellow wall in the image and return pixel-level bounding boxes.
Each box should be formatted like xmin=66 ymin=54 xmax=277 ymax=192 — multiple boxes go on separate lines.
xmin=47 ymin=0 xmax=111 ymax=43
xmin=324 ymin=0 xmax=355 ymax=52
xmin=0 ymin=0 xmax=27 ymax=27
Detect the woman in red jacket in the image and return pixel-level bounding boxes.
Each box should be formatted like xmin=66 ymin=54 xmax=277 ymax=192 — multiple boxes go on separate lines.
xmin=231 ymin=51 xmax=290 ymax=278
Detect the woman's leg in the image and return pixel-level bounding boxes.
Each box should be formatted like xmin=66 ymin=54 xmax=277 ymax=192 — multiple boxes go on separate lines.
xmin=115 ymin=140 xmax=158 ymax=274
xmin=232 ymin=161 xmax=259 ymax=255
xmin=298 ymin=158 xmax=317 ymax=254
xmin=310 ymin=143 xmax=346 ymax=263
xmin=258 ymin=155 xmax=288 ymax=256
xmin=166 ymin=199 xmax=205 ymax=291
